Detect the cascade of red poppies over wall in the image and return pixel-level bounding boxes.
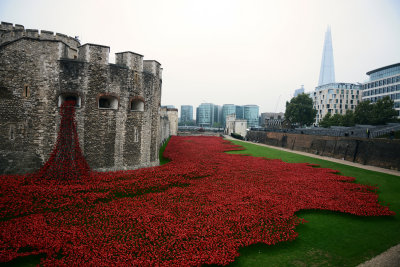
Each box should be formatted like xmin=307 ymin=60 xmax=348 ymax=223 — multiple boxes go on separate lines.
xmin=34 ymin=100 xmax=91 ymax=180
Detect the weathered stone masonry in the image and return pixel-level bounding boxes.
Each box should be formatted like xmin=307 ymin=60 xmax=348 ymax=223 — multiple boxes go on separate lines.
xmin=0 ymin=22 xmax=163 ymax=174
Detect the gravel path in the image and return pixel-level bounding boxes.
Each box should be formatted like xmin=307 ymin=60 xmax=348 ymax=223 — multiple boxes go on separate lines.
xmin=357 ymin=244 xmax=400 ymax=267
xmin=224 ymin=136 xmax=400 ymax=265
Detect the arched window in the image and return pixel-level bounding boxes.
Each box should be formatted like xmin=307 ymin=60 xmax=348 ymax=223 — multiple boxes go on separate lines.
xmin=58 ymin=93 xmax=81 ymax=107
xmin=131 ymin=99 xmax=144 ymax=111
xmin=98 ymin=95 xmax=118 ymax=110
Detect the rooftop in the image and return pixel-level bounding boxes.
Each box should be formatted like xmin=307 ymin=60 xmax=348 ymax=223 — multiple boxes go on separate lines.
xmin=366 ymin=63 xmax=400 ymax=76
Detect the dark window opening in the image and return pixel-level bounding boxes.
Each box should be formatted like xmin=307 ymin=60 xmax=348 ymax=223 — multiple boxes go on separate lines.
xmin=65 ymin=95 xmax=78 ymax=106
xmin=99 ymin=98 xmax=111 ymax=108
xmin=131 ymin=99 xmax=144 ymax=111
xmin=9 ymin=125 xmax=16 ymax=141
xmin=98 ymin=96 xmax=118 ymax=110
xmin=23 ymin=85 xmax=30 ymax=97
xmin=58 ymin=94 xmax=81 ymax=107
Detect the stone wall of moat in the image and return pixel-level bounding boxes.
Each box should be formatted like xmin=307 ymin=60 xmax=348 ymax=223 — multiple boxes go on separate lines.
xmin=247 ymin=130 xmax=400 ymax=171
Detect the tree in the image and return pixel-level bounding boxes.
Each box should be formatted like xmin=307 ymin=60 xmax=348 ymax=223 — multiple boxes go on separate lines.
xmin=319 ymin=113 xmax=332 ymax=128
xmin=341 ymin=110 xmax=355 ymax=127
xmin=371 ymin=96 xmax=398 ymax=125
xmin=330 ymin=113 xmax=342 ymax=126
xmin=284 ymin=93 xmax=317 ymax=127
xmin=354 ymin=100 xmax=373 ymax=125
xmin=355 ymin=97 xmax=398 ymax=125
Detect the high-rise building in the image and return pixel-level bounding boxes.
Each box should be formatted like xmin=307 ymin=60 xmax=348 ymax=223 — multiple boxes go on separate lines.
xmin=196 ymin=103 xmax=214 ymax=127
xmin=313 ymin=26 xmax=363 ymax=125
xmin=313 ymin=83 xmax=362 ymax=124
xmin=180 ymin=105 xmax=193 ymax=123
xmin=294 ymin=85 xmax=305 ymax=97
xmin=222 ymin=104 xmax=236 ymax=127
xmin=213 ymin=105 xmax=222 ymax=126
xmin=235 ymin=105 xmax=244 ymax=119
xmin=318 ymin=26 xmax=335 ymax=86
xmin=362 ymin=63 xmax=400 ymax=117
xmin=244 ymin=105 xmax=259 ymax=128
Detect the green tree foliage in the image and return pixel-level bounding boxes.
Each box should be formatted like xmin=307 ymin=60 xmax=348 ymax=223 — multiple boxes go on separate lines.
xmin=341 ymin=110 xmax=355 ymax=127
xmin=320 ymin=111 xmax=355 ymax=128
xmin=320 ymin=96 xmax=397 ymax=127
xmin=285 ymin=93 xmax=317 ymax=127
xmin=371 ymin=96 xmax=398 ymax=125
xmin=319 ymin=113 xmax=332 ymax=128
xmin=354 ymin=100 xmax=373 ymax=125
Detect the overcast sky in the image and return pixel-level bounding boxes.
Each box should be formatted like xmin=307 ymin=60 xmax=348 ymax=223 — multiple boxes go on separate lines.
xmin=1 ymin=0 xmax=400 ymax=116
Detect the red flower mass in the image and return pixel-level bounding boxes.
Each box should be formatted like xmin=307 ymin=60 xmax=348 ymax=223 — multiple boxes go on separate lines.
xmin=0 ymin=103 xmax=395 ymax=265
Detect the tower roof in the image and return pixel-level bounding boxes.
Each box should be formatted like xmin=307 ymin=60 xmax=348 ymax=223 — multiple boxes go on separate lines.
xmin=318 ymin=26 xmax=336 ymax=86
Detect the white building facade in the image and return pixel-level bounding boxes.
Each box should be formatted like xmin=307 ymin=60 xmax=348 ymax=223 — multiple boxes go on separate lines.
xmin=225 ymin=114 xmax=247 ymax=137
xmin=313 ymin=83 xmax=362 ymax=124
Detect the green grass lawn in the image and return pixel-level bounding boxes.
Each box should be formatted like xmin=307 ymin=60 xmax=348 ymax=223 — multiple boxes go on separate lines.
xmin=159 ymin=137 xmax=171 ymax=165
xmin=224 ymin=139 xmax=400 ymax=267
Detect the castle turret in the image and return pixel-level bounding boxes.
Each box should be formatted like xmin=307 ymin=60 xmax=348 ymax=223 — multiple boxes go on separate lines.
xmin=143 ymin=60 xmax=162 ymax=79
xmin=78 ymin=43 xmax=110 ymax=64
xmin=115 ymin=51 xmax=143 ymax=72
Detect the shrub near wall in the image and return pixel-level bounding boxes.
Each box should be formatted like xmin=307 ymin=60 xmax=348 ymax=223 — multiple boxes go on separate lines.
xmin=247 ymin=131 xmax=400 ymax=170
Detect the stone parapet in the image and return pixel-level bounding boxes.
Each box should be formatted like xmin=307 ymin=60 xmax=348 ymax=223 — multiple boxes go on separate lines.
xmin=0 ymin=22 xmax=80 ymax=49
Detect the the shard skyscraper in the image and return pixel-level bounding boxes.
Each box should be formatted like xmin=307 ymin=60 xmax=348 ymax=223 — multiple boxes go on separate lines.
xmin=318 ymin=26 xmax=335 ymax=86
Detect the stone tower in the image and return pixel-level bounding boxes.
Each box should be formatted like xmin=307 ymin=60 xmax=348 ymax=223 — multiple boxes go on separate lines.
xmin=0 ymin=22 xmax=163 ymax=174
xmin=318 ymin=26 xmax=335 ymax=86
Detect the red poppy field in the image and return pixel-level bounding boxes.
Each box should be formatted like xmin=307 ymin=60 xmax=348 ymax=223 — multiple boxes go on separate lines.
xmin=0 ymin=135 xmax=395 ymax=266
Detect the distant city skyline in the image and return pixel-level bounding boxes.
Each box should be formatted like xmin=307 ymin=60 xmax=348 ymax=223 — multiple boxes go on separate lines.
xmin=1 ymin=0 xmax=399 ymax=114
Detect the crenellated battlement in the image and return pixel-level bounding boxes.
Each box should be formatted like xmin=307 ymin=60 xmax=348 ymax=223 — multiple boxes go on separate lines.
xmin=78 ymin=43 xmax=110 ymax=64
xmin=115 ymin=51 xmax=144 ymax=72
xmin=0 ymin=21 xmax=80 ymax=49
xmin=143 ymin=60 xmax=162 ymax=78
xmin=0 ymin=22 xmax=162 ymax=78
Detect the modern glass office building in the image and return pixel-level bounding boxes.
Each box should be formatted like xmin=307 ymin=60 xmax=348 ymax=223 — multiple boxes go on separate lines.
xmin=222 ymin=104 xmax=236 ymax=127
xmin=244 ymin=105 xmax=259 ymax=128
xmin=180 ymin=105 xmax=193 ymax=123
xmin=318 ymin=26 xmax=335 ymax=86
xmin=213 ymin=105 xmax=222 ymax=126
xmin=235 ymin=105 xmax=244 ymax=119
xmin=362 ymin=63 xmax=400 ymax=117
xmin=196 ymin=103 xmax=214 ymax=127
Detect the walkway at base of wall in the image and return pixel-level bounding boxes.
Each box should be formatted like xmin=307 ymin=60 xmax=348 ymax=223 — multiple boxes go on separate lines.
xmin=224 ymin=135 xmax=400 ymax=266
xmin=223 ymin=135 xmax=400 ymax=177
xmin=357 ymin=244 xmax=400 ymax=267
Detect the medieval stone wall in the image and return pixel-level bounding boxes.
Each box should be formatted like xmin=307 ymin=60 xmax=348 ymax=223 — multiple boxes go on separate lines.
xmin=160 ymin=107 xmax=178 ymax=144
xmin=0 ymin=22 xmax=163 ymax=174
xmin=247 ymin=131 xmax=400 ymax=171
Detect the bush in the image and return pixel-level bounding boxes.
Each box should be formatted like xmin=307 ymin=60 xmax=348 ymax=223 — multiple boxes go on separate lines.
xmin=231 ymin=132 xmax=244 ymax=140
